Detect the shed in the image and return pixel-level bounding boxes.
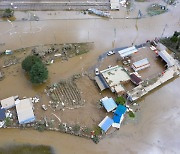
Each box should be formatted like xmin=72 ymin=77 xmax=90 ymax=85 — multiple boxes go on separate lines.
xmin=0 ymin=96 xmax=15 ymax=109
xmin=130 ymin=73 xmax=142 ymax=85
xmin=0 ymin=108 xmax=6 ymax=121
xmin=98 ymin=116 xmax=113 ymax=132
xmin=110 ymin=0 xmax=120 ymax=10
xmin=132 ymin=58 xmax=150 ymax=72
xmin=114 ymin=104 xmax=127 ymax=116
xmin=16 ymin=99 xmax=35 ymax=124
xmin=118 ymin=46 xmax=138 ymax=58
xmin=95 ymin=74 xmax=109 ymax=91
xmin=101 ymin=97 xmax=117 ymax=112
xmin=158 ymin=50 xmax=175 ymax=67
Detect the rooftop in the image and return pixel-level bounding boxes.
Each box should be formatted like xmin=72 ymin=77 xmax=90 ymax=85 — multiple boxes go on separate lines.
xmin=101 ymin=97 xmax=117 ymax=112
xmin=16 ymin=98 xmax=35 ymax=124
xmin=98 ymin=116 xmax=113 ymax=132
xmin=101 ymin=65 xmax=130 ymax=88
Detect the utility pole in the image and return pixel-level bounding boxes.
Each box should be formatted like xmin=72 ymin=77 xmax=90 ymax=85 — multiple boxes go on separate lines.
xmin=161 ymin=24 xmax=168 ymax=38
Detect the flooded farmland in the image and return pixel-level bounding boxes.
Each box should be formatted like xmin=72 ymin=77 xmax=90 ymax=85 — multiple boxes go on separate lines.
xmin=0 ymin=3 xmax=180 ymax=154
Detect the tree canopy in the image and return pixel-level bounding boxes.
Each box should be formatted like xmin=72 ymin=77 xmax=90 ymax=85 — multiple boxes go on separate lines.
xmin=29 ymin=62 xmax=48 ymax=84
xmin=22 ymin=55 xmax=48 ymax=84
xmin=22 ymin=55 xmax=41 ymax=72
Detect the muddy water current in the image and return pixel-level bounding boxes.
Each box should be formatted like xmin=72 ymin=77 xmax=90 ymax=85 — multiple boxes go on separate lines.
xmin=0 ymin=7 xmax=180 ymax=154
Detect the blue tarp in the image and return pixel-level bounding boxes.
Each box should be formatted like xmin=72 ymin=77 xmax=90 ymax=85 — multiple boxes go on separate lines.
xmin=114 ymin=104 xmax=127 ymax=116
xmin=113 ymin=114 xmax=122 ymax=123
xmin=0 ymin=108 xmax=6 ymax=121
xmin=99 ymin=116 xmax=113 ymax=132
xmin=102 ymin=98 xmax=117 ymax=112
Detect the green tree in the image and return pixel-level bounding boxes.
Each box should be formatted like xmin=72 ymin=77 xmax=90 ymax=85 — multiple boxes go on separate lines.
xmin=22 ymin=55 xmax=41 ymax=72
xmin=3 ymin=8 xmax=14 ymax=18
xmin=29 ymin=62 xmax=48 ymax=84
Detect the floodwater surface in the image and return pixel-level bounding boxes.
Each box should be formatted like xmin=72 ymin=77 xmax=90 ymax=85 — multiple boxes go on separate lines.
xmin=0 ymin=5 xmax=180 ymax=154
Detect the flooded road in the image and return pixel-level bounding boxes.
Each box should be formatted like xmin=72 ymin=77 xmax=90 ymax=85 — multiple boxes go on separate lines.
xmin=0 ymin=5 xmax=180 ymax=154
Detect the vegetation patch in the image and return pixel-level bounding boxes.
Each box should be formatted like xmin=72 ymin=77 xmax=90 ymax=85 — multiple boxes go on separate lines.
xmin=128 ymin=111 xmax=135 ymax=118
xmin=115 ymin=96 xmax=126 ymax=105
xmin=147 ymin=4 xmax=167 ymax=16
xmin=160 ymin=31 xmax=180 ymax=60
xmin=0 ymin=145 xmax=54 ymax=154
xmin=0 ymin=8 xmax=16 ymax=21
xmin=94 ymin=126 xmax=102 ymax=136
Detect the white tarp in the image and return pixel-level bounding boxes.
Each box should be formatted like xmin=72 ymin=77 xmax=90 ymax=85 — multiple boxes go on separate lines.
xmin=16 ymin=98 xmax=35 ymax=124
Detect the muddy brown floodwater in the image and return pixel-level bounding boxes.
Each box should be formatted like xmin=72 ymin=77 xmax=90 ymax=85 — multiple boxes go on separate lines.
xmin=0 ymin=4 xmax=180 ymax=154
xmin=0 ymin=78 xmax=180 ymax=154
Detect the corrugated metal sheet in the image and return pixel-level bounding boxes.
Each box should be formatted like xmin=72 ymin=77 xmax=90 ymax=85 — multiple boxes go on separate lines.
xmin=95 ymin=74 xmax=109 ymax=91
xmin=98 ymin=116 xmax=113 ymax=132
xmin=132 ymin=58 xmax=150 ymax=71
xmin=102 ymin=97 xmax=117 ymax=112
xmin=158 ymin=50 xmax=175 ymax=67
xmin=118 ymin=46 xmax=138 ymax=58
xmin=16 ymin=99 xmax=35 ymax=124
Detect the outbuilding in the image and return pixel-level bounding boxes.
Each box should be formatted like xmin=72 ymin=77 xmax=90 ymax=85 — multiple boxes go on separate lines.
xmin=110 ymin=0 xmax=120 ymax=10
xmin=118 ymin=46 xmax=138 ymax=59
xmin=98 ymin=116 xmax=114 ymax=132
xmin=132 ymin=58 xmax=150 ymax=72
xmin=16 ymin=98 xmax=35 ymax=124
xmin=0 ymin=96 xmax=16 ymax=109
xmin=130 ymin=73 xmax=142 ymax=85
xmin=158 ymin=50 xmax=175 ymax=67
xmin=101 ymin=97 xmax=117 ymax=112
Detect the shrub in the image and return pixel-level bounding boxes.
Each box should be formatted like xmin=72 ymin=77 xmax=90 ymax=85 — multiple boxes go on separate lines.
xmin=72 ymin=124 xmax=80 ymax=133
xmin=29 ymin=62 xmax=48 ymax=84
xmin=2 ymin=8 xmax=14 ymax=18
xmin=5 ymin=117 xmax=12 ymax=127
xmin=115 ymin=96 xmax=126 ymax=105
xmin=128 ymin=111 xmax=135 ymax=118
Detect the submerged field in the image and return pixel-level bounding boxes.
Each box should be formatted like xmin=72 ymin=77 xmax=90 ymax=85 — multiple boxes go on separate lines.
xmin=0 ymin=145 xmax=54 ymax=154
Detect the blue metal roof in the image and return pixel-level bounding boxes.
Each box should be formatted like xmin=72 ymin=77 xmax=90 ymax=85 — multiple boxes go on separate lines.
xmin=99 ymin=116 xmax=113 ymax=132
xmin=102 ymin=98 xmax=117 ymax=112
xmin=114 ymin=104 xmax=127 ymax=116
